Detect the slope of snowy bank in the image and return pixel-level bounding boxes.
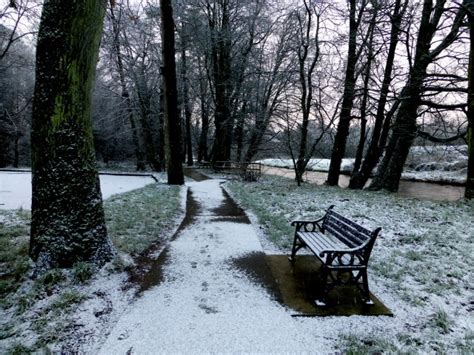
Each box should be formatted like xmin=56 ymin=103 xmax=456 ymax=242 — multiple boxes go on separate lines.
xmin=257 ymin=144 xmax=468 ymax=185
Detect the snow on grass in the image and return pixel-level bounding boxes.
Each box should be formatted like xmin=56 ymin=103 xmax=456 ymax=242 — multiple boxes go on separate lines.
xmin=0 ymin=172 xmax=158 ymax=210
xmin=0 ymin=180 xmax=186 ymax=353
xmin=226 ymin=175 xmax=474 ymax=353
xmin=105 ymin=183 xmax=182 ymax=255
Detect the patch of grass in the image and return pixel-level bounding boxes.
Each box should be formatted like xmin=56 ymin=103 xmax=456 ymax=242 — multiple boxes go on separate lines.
xmin=104 ymin=184 xmax=181 ymax=255
xmin=430 ymin=309 xmax=453 ymax=334
xmin=6 ymin=342 xmax=34 ymax=355
xmin=404 ymin=250 xmax=423 ymax=261
xmin=50 ymin=290 xmax=86 ymax=313
xmin=16 ymin=292 xmax=38 ymax=314
xmin=338 ymin=333 xmax=398 ymax=354
xmin=37 ymin=268 xmax=65 ymax=287
xmin=32 ymin=290 xmax=87 ymax=344
xmin=455 ymin=331 xmax=474 ymax=354
xmin=0 ymin=210 xmax=31 ymax=300
xmin=0 ymin=322 xmax=15 ymax=340
xmin=73 ymin=262 xmax=95 ymax=283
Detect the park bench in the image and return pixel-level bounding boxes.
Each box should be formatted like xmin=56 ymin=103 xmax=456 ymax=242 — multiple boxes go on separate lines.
xmin=289 ymin=205 xmax=381 ymax=306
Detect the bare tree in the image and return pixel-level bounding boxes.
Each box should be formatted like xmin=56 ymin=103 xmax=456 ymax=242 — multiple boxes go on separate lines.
xmin=107 ymin=1 xmax=146 ymax=171
xmin=326 ymin=0 xmax=369 ymax=186
xmin=292 ymin=0 xmax=323 ymax=186
xmin=349 ymin=0 xmax=408 ymax=189
xmin=370 ymin=0 xmax=467 ymax=191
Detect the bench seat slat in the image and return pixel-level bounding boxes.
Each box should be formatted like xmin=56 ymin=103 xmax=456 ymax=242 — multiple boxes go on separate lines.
xmin=324 ymin=216 xmax=370 ymax=241
xmin=326 ymin=211 xmax=372 ymax=236
xmin=325 ymin=215 xmax=371 ymax=240
xmin=323 ymin=221 xmax=364 ymax=248
xmin=297 ymin=231 xmax=351 ymax=265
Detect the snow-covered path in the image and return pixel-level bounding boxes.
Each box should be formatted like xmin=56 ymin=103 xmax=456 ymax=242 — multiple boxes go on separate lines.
xmin=99 ymin=179 xmax=328 ymax=353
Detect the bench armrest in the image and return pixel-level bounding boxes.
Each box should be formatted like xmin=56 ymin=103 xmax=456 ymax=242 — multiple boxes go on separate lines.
xmin=291 ymin=217 xmax=324 ymax=232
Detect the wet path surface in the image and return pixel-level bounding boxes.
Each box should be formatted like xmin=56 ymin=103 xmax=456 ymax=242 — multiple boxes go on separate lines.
xmin=262 ymin=166 xmax=465 ymax=201
xmin=100 ymin=178 xmax=319 ymax=353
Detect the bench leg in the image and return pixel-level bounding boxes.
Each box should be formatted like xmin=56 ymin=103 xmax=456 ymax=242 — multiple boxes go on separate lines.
xmin=315 ymin=266 xmax=329 ymax=306
xmin=361 ymin=269 xmax=373 ymax=305
xmin=288 ymin=233 xmax=303 ymax=262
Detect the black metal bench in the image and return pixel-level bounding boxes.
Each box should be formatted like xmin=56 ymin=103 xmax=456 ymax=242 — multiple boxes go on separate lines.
xmin=289 ymin=205 xmax=381 ymax=306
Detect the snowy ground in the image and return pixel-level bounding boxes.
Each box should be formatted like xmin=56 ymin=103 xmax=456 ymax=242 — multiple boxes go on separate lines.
xmin=257 ymin=144 xmax=468 ymax=185
xmin=0 ymin=172 xmax=157 ymax=210
xmin=1 ymin=172 xmax=472 ymax=353
xmin=226 ymin=175 xmax=474 ymax=353
xmin=97 ymin=177 xmax=472 ymax=353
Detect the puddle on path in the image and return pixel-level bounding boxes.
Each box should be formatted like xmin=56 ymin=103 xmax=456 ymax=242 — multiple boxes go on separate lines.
xmin=211 ymin=188 xmax=250 ymax=224
xmin=231 ymin=252 xmax=283 ymax=304
xmin=126 ymin=174 xmax=251 ymax=294
xmin=233 ymin=253 xmax=392 ymax=317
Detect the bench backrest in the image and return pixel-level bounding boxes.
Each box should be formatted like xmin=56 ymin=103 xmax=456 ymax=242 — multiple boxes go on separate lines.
xmin=322 ymin=206 xmax=380 ymax=252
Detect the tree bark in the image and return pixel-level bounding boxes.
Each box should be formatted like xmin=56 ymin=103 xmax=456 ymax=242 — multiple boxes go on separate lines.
xmin=466 ymin=1 xmax=474 ymax=199
xmin=292 ymin=1 xmax=321 ymax=186
xmin=210 ymin=1 xmax=233 ymax=165
xmin=13 ymin=134 xmax=19 ymax=168
xmin=351 ymin=7 xmax=377 ymax=176
xmin=158 ymin=86 xmax=166 ymax=170
xmin=30 ymin=0 xmax=114 ymax=270
xmin=160 ymin=0 xmax=184 ymax=184
xmin=180 ymin=41 xmax=194 ymax=166
xmin=197 ymin=57 xmax=209 ymax=162
xmin=326 ymin=0 xmax=361 ymax=186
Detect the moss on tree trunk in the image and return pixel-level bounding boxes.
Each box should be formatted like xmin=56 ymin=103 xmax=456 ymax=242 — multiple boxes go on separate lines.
xmin=30 ymin=0 xmax=114 ymax=270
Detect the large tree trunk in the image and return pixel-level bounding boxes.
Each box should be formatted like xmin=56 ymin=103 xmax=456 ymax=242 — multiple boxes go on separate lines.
xmin=349 ymin=0 xmax=405 ymax=189
xmin=0 ymin=130 xmax=9 ymax=167
xmin=13 ymin=134 xmax=20 ymax=168
xmin=160 ymin=0 xmax=184 ymax=185
xmin=30 ymin=0 xmax=114 ymax=270
xmin=109 ymin=3 xmax=145 ymax=171
xmin=158 ymin=86 xmax=166 ymax=170
xmin=326 ymin=0 xmax=360 ymax=186
xmin=351 ymin=7 xmax=377 ymax=177
xmin=466 ymin=1 xmax=474 ymax=199
xmin=210 ymin=1 xmax=233 ymax=165
xmin=292 ymin=1 xmax=322 ymax=186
